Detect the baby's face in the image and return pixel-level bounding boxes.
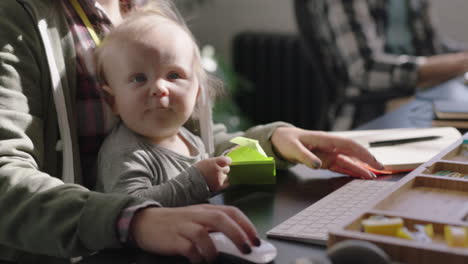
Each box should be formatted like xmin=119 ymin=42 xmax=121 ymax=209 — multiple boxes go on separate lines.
xmin=104 ymin=21 xmax=199 ymax=142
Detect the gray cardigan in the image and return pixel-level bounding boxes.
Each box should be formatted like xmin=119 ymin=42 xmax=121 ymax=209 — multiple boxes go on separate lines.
xmin=0 ymin=0 xmax=292 ymax=262
xmin=0 ymin=1 xmax=152 ymax=262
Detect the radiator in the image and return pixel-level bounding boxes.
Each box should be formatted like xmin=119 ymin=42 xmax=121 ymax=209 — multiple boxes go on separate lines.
xmin=232 ymin=32 xmax=329 ymax=130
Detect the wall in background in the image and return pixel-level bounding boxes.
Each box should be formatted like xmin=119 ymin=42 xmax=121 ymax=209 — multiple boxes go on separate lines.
xmin=185 ymin=0 xmax=296 ymax=63
xmin=430 ymin=0 xmax=468 ymax=44
xmin=185 ymin=0 xmax=468 ymax=63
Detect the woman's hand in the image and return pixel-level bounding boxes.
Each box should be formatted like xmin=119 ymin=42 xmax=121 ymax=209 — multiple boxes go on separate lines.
xmin=130 ymin=204 xmax=260 ymax=263
xmin=271 ymin=127 xmax=384 ymax=179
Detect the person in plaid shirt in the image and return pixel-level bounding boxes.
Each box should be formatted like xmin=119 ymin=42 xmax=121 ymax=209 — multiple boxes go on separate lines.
xmin=310 ymin=0 xmax=468 ymax=92
xmin=0 ymin=0 xmax=384 ymax=263
xmin=306 ymin=0 xmax=468 ymax=124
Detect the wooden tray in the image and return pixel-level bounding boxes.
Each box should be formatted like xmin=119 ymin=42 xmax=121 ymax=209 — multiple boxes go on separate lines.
xmin=328 ymin=135 xmax=468 ymax=264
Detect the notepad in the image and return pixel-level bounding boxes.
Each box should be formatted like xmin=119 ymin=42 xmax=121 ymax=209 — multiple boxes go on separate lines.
xmin=432 ymin=100 xmax=468 ymax=129
xmin=432 ymin=119 xmax=468 ymax=129
xmin=331 ymin=127 xmax=461 ymax=171
xmin=433 ymin=100 xmax=468 ymax=120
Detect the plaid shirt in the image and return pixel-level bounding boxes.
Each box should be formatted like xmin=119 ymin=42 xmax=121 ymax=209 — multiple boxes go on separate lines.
xmin=306 ymin=0 xmax=466 ymax=93
xmin=61 ymin=0 xmax=129 ymax=189
xmin=61 ymin=0 xmax=156 ymax=245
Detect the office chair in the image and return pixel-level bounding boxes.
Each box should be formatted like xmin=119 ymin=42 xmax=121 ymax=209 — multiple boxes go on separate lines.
xmin=294 ymin=0 xmax=413 ymax=129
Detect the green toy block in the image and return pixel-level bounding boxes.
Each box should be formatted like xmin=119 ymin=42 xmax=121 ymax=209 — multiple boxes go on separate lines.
xmin=226 ymin=141 xmax=276 ymax=184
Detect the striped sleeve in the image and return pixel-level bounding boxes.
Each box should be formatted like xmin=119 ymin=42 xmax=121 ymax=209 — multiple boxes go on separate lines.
xmin=326 ymin=0 xmax=420 ymax=91
xmin=117 ymin=200 xmax=160 ymax=245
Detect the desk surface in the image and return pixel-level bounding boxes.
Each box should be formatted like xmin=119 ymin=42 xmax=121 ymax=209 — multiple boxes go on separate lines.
xmin=79 ymin=78 xmax=468 ymax=264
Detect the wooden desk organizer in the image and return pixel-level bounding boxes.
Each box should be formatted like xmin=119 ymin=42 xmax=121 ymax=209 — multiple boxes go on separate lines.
xmin=328 ymin=135 xmax=468 ymax=264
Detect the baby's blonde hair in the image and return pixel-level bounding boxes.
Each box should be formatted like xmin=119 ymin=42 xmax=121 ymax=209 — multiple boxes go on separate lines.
xmin=95 ymin=0 xmax=222 ymax=119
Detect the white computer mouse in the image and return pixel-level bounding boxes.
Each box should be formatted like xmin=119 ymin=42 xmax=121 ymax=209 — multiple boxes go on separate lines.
xmin=209 ymin=232 xmax=277 ymax=264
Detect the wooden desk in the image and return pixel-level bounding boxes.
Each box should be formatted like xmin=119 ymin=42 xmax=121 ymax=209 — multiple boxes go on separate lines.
xmin=79 ymin=78 xmax=468 ymax=263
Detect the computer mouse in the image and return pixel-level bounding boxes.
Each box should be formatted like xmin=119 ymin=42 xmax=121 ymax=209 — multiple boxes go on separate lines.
xmin=209 ymin=232 xmax=277 ymax=264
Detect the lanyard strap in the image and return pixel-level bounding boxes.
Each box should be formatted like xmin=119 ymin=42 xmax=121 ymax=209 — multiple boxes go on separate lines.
xmin=70 ymin=0 xmax=101 ymax=46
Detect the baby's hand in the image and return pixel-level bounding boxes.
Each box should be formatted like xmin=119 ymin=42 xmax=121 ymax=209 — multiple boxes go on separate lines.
xmin=195 ymin=156 xmax=232 ymax=192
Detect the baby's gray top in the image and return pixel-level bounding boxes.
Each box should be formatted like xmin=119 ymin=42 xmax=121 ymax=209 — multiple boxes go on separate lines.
xmin=96 ymin=122 xmax=210 ymax=207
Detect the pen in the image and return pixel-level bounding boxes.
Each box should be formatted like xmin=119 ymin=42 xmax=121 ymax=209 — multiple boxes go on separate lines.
xmin=369 ymin=135 xmax=441 ymax=147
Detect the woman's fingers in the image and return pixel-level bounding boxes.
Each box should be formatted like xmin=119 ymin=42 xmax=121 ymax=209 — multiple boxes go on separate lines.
xmin=310 ymin=134 xmax=384 ymax=170
xmin=166 ymin=205 xmax=257 ymax=262
xmin=175 ymin=236 xmax=204 ymax=263
xmin=179 ymin=223 xmax=217 ymax=262
xmin=130 ymin=205 xmax=259 ymax=262
xmin=217 ymin=205 xmax=260 ymax=246
xmin=192 ymin=205 xmax=259 ymax=250
xmin=292 ymin=141 xmax=323 ymax=169
xmin=328 ymin=153 xmax=377 ymax=179
xmin=271 ymin=127 xmax=384 ymax=171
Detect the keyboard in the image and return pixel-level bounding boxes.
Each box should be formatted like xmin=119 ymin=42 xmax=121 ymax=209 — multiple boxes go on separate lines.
xmin=266 ymin=180 xmax=395 ymax=245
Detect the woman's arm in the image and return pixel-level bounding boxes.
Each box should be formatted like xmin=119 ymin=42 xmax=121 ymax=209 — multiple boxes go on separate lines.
xmin=0 ymin=1 xmax=147 ymax=258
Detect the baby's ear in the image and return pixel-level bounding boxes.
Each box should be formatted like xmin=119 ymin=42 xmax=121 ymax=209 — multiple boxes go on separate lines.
xmin=197 ymin=84 xmax=202 ymax=98
xmin=191 ymin=85 xmax=203 ymax=120
xmin=102 ymin=84 xmax=114 ymax=95
xmin=101 ymin=85 xmax=118 ymax=114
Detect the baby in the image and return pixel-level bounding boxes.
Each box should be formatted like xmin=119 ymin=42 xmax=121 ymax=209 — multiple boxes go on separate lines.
xmin=94 ymin=5 xmax=231 ymax=207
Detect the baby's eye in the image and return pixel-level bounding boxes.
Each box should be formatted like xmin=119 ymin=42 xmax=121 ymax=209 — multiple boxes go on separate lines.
xmin=167 ymin=72 xmax=182 ymax=80
xmin=131 ymin=73 xmax=148 ymax=83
